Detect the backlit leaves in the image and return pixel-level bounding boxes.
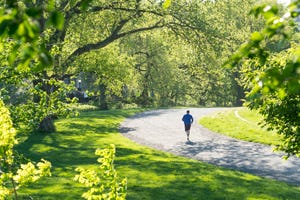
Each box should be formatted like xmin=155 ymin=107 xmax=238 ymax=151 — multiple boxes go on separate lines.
xmin=0 ymin=100 xmax=17 ymax=165
xmin=46 ymin=11 xmax=65 ymax=30
xmin=0 ymin=1 xmax=65 ymax=73
xmin=75 ymin=144 xmax=127 ymax=200
xmin=229 ymin=1 xmax=300 ymax=157
xmin=0 ymin=100 xmax=51 ymax=198
xmin=163 ymin=0 xmax=172 ymax=9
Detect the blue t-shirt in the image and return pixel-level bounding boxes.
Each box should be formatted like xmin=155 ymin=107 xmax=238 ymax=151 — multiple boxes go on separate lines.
xmin=182 ymin=114 xmax=193 ymax=125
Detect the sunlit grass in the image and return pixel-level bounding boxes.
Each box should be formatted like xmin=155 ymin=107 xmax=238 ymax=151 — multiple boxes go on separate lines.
xmin=16 ymin=108 xmax=299 ymax=199
xmin=67 ymin=103 xmax=100 ymax=111
xmin=199 ymin=107 xmax=282 ymax=146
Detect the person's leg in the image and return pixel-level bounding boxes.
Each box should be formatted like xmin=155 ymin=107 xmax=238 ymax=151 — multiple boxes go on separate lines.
xmin=185 ymin=124 xmax=191 ymax=141
xmin=186 ymin=130 xmax=190 ymax=141
xmin=184 ymin=124 xmax=188 ymax=140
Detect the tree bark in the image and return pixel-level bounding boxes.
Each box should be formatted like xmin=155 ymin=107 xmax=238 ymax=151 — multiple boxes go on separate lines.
xmin=38 ymin=115 xmax=56 ymax=133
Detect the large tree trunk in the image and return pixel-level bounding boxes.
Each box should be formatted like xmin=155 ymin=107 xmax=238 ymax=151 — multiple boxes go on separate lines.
xmin=233 ymin=71 xmax=245 ymax=106
xmin=38 ymin=115 xmax=56 ymax=133
xmin=99 ymin=84 xmax=108 ymax=110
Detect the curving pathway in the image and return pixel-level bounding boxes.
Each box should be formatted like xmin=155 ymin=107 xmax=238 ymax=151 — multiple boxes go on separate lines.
xmin=120 ymin=108 xmax=300 ymax=186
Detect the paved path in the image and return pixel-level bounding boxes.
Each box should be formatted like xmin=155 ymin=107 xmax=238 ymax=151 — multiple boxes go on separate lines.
xmin=120 ymin=108 xmax=300 ymax=186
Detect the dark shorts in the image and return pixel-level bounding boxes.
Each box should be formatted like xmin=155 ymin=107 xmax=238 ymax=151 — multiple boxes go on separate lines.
xmin=184 ymin=124 xmax=191 ymax=131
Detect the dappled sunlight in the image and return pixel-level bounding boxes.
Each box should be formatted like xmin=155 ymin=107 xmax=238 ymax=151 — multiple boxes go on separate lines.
xmin=16 ymin=109 xmax=300 ymax=199
xmin=115 ymin=143 xmax=299 ymax=199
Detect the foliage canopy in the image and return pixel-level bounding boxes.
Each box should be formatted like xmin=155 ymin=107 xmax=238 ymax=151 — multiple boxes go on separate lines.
xmin=227 ymin=0 xmax=300 ymax=157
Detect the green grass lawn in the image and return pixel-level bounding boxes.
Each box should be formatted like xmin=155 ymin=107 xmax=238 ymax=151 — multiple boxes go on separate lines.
xmin=16 ymin=109 xmax=299 ymax=199
xmin=199 ymin=107 xmax=282 ymax=147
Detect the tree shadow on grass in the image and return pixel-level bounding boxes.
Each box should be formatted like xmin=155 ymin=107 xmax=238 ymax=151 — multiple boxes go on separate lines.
xmin=16 ymin=111 xmax=129 ymax=199
xmin=15 ymin=113 xmax=122 ymax=167
xmin=15 ymin=109 xmax=300 ymax=200
xmin=114 ymin=147 xmax=300 ymax=200
xmin=16 ymin=139 xmax=300 ymax=200
xmin=15 ymin=108 xmax=160 ymax=170
xmin=125 ymin=175 xmax=300 ymax=200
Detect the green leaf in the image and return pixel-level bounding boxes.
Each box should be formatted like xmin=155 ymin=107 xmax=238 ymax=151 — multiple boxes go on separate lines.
xmin=47 ymin=0 xmax=55 ymax=11
xmin=262 ymin=5 xmax=278 ymax=20
xmin=47 ymin=11 xmax=64 ymax=30
xmin=8 ymin=43 xmax=21 ymax=65
xmin=251 ymin=32 xmax=263 ymax=43
xmin=17 ymin=23 xmax=26 ymax=36
xmin=163 ymin=0 xmax=172 ymax=9
xmin=81 ymin=0 xmax=93 ymax=10
xmin=8 ymin=21 xmax=19 ymax=36
xmin=26 ymin=8 xmax=42 ymax=18
xmin=21 ymin=45 xmax=35 ymax=59
xmin=0 ymin=19 xmax=10 ymax=36
xmin=250 ymin=5 xmax=264 ymax=17
xmin=39 ymin=51 xmax=53 ymax=66
xmin=278 ymin=88 xmax=286 ymax=99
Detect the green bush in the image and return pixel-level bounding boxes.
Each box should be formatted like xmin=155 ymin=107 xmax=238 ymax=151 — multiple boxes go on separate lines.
xmin=74 ymin=144 xmax=127 ymax=200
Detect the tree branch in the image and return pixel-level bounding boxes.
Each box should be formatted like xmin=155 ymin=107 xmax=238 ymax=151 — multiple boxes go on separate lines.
xmin=64 ymin=20 xmax=164 ymax=66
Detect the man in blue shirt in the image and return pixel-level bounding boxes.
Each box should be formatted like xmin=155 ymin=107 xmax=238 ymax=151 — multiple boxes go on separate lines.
xmin=182 ymin=110 xmax=194 ymax=141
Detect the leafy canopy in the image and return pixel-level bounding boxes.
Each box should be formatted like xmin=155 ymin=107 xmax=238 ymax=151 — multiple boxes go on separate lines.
xmin=226 ymin=0 xmax=300 ymax=157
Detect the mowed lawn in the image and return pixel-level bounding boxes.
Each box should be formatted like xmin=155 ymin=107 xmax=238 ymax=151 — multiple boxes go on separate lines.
xmin=17 ymin=109 xmax=300 ymax=199
xmin=199 ymin=107 xmax=282 ymax=146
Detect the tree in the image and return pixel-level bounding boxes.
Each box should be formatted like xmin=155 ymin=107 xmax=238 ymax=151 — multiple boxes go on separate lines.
xmin=75 ymin=43 xmax=136 ymax=109
xmin=120 ymin=27 xmax=198 ymax=107
xmin=226 ymin=1 xmax=300 ymax=157
xmin=1 ymin=0 xmax=194 ymax=132
xmin=0 ymin=2 xmax=54 ymax=197
xmin=74 ymin=144 xmax=127 ymax=200
xmin=166 ymin=0 xmax=267 ymax=106
xmin=0 ymin=0 xmax=275 ymax=132
xmin=0 ymin=101 xmax=51 ymax=198
xmin=0 ymin=0 xmax=68 ymax=199
xmin=0 ymin=0 xmax=77 ymax=133
xmin=58 ymin=0 xmax=199 ymax=108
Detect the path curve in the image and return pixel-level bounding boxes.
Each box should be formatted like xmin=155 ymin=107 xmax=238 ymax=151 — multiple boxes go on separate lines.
xmin=120 ymin=108 xmax=300 ymax=186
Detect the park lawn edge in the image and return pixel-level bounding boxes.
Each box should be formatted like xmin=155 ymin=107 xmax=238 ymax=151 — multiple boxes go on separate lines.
xmin=16 ymin=108 xmax=300 ymax=200
xmin=199 ymin=107 xmax=283 ymax=147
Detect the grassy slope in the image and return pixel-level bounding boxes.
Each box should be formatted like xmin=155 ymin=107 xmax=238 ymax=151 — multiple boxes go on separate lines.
xmin=17 ymin=109 xmax=299 ymax=200
xmin=199 ymin=107 xmax=282 ymax=146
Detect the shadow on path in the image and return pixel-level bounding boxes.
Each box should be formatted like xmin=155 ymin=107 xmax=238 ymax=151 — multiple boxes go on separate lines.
xmin=171 ymin=138 xmax=300 ymax=186
xmin=120 ymin=108 xmax=300 ymax=186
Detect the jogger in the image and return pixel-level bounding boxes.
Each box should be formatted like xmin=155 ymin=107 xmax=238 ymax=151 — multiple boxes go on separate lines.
xmin=182 ymin=110 xmax=194 ymax=141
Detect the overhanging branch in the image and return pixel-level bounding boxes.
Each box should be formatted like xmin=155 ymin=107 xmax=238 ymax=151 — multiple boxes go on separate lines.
xmin=64 ymin=20 xmax=165 ymax=66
